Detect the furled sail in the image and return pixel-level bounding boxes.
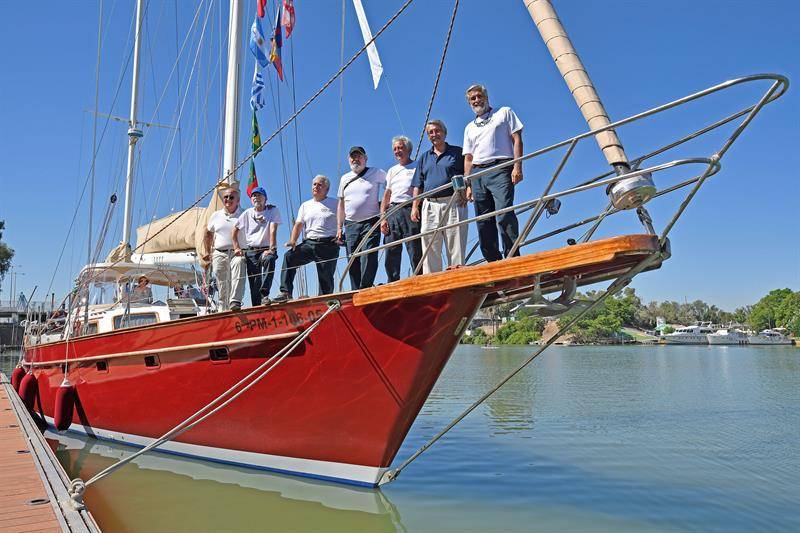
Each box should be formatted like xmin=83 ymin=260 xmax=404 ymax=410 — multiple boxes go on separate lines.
xmin=131 ymin=182 xmax=237 ymax=266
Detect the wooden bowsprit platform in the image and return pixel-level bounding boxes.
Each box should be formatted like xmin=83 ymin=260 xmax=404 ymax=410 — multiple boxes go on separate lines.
xmin=0 ymin=374 xmax=100 ymax=533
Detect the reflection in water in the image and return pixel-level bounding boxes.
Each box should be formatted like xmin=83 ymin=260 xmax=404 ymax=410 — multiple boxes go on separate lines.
xmin=30 ymin=345 xmax=800 ymax=531
xmin=49 ymin=432 xmax=406 ymax=532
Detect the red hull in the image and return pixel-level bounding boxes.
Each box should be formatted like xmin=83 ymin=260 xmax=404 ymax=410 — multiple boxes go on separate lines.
xmin=23 ymin=290 xmax=483 ymax=485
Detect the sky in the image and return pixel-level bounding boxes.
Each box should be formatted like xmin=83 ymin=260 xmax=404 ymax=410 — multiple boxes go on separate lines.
xmin=0 ymin=0 xmax=797 ymax=310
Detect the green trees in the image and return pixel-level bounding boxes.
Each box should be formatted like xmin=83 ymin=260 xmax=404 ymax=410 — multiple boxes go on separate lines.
xmin=0 ymin=220 xmax=14 ymax=285
xmin=494 ymin=316 xmax=545 ymax=345
xmin=748 ymin=289 xmax=800 ymax=335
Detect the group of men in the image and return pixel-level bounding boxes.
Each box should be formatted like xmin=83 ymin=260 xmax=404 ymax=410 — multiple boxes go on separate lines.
xmin=204 ymin=84 xmax=525 ymax=309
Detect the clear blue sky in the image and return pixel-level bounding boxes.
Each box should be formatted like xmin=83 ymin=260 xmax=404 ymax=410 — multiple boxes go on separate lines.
xmin=0 ymin=0 xmax=797 ymax=310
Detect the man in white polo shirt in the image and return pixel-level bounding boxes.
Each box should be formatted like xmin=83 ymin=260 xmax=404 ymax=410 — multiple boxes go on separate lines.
xmin=380 ymin=135 xmax=421 ymax=282
xmin=202 ymin=186 xmax=246 ymax=311
xmin=336 ymin=146 xmax=386 ymax=290
xmin=463 ymin=83 xmax=524 ymax=262
xmin=273 ymin=175 xmax=340 ymax=301
xmin=232 ymin=186 xmax=282 ymax=306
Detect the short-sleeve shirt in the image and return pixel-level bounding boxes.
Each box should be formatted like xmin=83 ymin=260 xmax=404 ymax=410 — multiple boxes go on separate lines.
xmin=207 ymin=208 xmax=245 ymax=250
xmin=297 ymin=197 xmax=338 ymax=239
xmin=385 ymin=161 xmax=417 ymax=204
xmin=463 ymin=106 xmax=524 ymax=165
xmin=337 ymin=167 xmax=386 ymax=222
xmin=411 ymin=144 xmax=464 ymax=198
xmin=235 ymin=206 xmax=282 ymax=248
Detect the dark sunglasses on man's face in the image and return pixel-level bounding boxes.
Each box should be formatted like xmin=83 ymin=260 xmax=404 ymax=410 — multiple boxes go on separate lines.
xmin=223 ymin=195 xmax=237 ymax=200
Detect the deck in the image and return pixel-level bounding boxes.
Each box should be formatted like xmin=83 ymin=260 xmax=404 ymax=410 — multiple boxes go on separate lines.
xmin=0 ymin=374 xmax=100 ymax=532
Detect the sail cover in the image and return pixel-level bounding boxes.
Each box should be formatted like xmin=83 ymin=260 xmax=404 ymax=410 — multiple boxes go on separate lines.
xmin=135 ymin=207 xmax=206 ymax=253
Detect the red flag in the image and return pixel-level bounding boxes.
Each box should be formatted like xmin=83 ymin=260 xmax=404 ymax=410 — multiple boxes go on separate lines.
xmin=282 ymin=0 xmax=295 ymax=38
xmin=257 ymin=0 xmax=266 ymax=18
xmin=269 ymin=7 xmax=284 ymax=81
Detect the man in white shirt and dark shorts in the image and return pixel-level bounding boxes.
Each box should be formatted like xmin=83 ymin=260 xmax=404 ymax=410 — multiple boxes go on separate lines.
xmin=380 ymin=135 xmax=421 ymax=282
xmin=232 ymin=186 xmax=282 ymax=306
xmin=463 ymin=84 xmax=524 ymax=262
xmin=336 ymin=146 xmax=386 ymax=290
xmin=202 ymin=186 xmax=246 ymax=311
xmin=273 ymin=175 xmax=341 ymax=300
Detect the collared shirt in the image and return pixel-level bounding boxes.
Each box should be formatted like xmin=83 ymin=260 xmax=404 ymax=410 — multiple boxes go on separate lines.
xmin=297 ymin=197 xmax=338 ymax=239
xmin=207 ymin=208 xmax=245 ymax=250
xmin=411 ymin=143 xmax=464 ymax=198
xmin=337 ymin=167 xmax=386 ymax=222
xmin=463 ymin=106 xmax=524 ymax=165
xmin=235 ymin=206 xmax=282 ymax=248
xmin=385 ymin=160 xmax=417 ymax=203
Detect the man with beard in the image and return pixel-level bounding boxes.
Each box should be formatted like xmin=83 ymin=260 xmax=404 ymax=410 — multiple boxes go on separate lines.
xmin=336 ymin=146 xmax=386 ymax=290
xmin=380 ymin=135 xmax=421 ymax=282
xmin=463 ymin=84 xmax=524 ymax=262
xmin=410 ymin=119 xmax=467 ymax=274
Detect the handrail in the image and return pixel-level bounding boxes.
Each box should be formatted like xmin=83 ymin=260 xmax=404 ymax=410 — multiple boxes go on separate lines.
xmin=335 ymin=73 xmax=786 ymax=291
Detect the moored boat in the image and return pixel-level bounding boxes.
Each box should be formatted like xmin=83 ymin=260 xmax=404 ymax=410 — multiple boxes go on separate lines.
xmin=706 ymin=327 xmax=749 ymax=345
xmin=661 ymin=323 xmax=715 ymax=345
xmin=747 ymin=328 xmax=792 ymax=345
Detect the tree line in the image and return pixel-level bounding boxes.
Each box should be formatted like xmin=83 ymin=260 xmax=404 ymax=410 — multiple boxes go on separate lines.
xmin=464 ymin=286 xmax=800 ymax=345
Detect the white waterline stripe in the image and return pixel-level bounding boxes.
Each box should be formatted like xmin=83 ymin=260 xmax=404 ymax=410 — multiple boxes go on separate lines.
xmin=43 ymin=417 xmax=386 ymax=487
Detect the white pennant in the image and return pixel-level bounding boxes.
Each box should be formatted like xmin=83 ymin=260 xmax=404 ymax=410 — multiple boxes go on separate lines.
xmin=352 ymin=0 xmax=383 ymax=90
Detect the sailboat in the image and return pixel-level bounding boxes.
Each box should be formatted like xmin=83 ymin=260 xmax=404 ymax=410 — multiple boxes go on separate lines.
xmin=15 ymin=0 xmax=786 ymax=488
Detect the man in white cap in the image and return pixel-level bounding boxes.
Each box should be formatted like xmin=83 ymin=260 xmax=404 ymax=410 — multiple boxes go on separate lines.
xmin=232 ymin=186 xmax=282 ymax=306
xmin=202 ymin=187 xmax=246 ymax=311
xmin=336 ymin=146 xmax=386 ymax=290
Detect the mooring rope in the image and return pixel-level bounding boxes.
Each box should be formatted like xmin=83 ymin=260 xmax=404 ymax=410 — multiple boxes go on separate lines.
xmin=68 ymin=300 xmax=340 ymax=506
xmin=378 ymin=254 xmax=662 ymax=485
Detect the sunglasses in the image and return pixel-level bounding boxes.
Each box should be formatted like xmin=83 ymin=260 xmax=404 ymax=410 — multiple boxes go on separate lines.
xmin=223 ymin=195 xmax=238 ymax=200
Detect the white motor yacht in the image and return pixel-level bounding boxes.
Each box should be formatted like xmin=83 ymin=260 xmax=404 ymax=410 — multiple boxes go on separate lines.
xmin=707 ymin=328 xmax=749 ymax=345
xmin=747 ymin=328 xmax=793 ymax=345
xmin=661 ymin=323 xmax=715 ymax=344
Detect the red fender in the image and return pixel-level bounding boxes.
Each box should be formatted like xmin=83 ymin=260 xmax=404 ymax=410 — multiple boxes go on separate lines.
xmin=18 ymin=372 xmax=38 ymax=411
xmin=54 ymin=381 xmax=76 ymax=431
xmin=11 ymin=366 xmax=26 ymax=393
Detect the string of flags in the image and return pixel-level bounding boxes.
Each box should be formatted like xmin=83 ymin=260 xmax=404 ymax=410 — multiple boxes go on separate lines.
xmin=248 ymin=0 xmax=295 ymax=194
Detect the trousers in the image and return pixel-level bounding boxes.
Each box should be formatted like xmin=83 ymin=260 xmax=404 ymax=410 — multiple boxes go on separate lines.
xmin=472 ymin=165 xmax=519 ymax=262
xmin=212 ymin=249 xmax=245 ymax=311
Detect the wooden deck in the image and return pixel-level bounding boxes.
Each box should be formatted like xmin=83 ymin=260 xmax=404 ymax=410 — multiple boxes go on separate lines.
xmin=0 ymin=375 xmax=99 ymax=533
xmin=354 ymin=234 xmax=662 ymax=306
xmin=0 ymin=387 xmax=61 ymax=532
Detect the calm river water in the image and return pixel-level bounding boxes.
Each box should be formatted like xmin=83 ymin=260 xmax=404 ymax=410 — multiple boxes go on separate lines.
xmin=3 ymin=345 xmax=799 ymax=531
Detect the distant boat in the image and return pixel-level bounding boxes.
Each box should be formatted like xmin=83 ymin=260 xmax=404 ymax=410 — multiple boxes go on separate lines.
xmin=661 ymin=323 xmax=715 ymax=345
xmin=707 ymin=327 xmax=749 ymax=345
xmin=747 ymin=329 xmax=792 ymax=345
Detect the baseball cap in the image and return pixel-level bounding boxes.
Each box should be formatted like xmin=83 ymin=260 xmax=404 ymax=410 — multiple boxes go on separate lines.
xmin=348 ymin=146 xmax=366 ymax=156
xmin=250 ymin=186 xmax=267 ymax=198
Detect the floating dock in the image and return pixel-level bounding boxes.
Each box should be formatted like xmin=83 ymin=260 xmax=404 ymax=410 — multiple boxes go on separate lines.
xmin=0 ymin=373 xmax=100 ymax=532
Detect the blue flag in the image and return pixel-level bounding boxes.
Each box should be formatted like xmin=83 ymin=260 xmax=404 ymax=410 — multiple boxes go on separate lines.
xmin=250 ymin=65 xmax=266 ymax=111
xmin=249 ymin=17 xmax=269 ymax=68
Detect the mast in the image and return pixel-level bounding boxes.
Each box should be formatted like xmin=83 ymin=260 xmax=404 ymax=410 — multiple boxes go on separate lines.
xmin=222 ymin=0 xmax=244 ymax=185
xmin=120 ymin=0 xmax=145 ymax=254
xmin=523 ymin=0 xmax=655 ymax=210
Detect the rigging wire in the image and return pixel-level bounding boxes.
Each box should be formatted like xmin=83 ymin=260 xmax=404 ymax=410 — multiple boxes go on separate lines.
xmin=81 ymin=0 xmax=417 ymax=286
xmin=289 ymin=36 xmax=308 ymax=295
xmin=336 ymin=0 xmax=346 ymax=178
xmin=414 ymin=0 xmax=459 ymax=159
xmin=44 ymin=1 xmax=143 ymax=305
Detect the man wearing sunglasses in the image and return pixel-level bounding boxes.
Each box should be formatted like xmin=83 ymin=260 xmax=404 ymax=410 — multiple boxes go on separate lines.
xmin=232 ymin=186 xmax=282 ymax=306
xmin=462 ymin=84 xmax=524 ymax=263
xmin=203 ymin=187 xmax=246 ymax=311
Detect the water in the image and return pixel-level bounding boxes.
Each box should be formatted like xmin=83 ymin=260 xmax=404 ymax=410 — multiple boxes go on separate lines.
xmin=5 ymin=345 xmax=800 ymax=531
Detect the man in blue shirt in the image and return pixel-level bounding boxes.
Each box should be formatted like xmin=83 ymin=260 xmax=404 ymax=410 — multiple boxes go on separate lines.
xmin=410 ymin=120 xmax=468 ymax=274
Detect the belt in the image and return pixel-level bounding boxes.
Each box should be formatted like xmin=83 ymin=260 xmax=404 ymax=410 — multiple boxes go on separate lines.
xmin=306 ymin=237 xmax=338 ymax=243
xmin=244 ymin=246 xmax=272 ymax=251
xmin=345 ymin=216 xmax=379 ymax=225
xmin=390 ymin=202 xmax=412 ymax=208
xmin=214 ymin=247 xmax=232 ymax=252
xmin=473 ymin=158 xmax=511 ymax=168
